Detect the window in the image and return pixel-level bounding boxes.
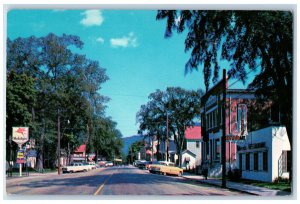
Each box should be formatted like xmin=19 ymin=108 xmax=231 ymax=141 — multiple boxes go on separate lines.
xmin=246 ymin=153 xmax=250 ymax=171
xmin=263 ymin=151 xmax=268 ymax=171
xmin=237 ymin=104 xmax=247 ymax=134
xmin=196 ymin=141 xmax=200 ymax=148
xmin=239 ymin=154 xmax=243 ymax=170
xmin=254 ymin=152 xmax=258 ymax=171
xmin=215 ymin=139 xmax=221 ymax=161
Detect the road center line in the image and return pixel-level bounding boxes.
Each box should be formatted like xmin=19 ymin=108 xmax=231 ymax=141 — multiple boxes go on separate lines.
xmin=93 ymin=172 xmax=114 ymax=195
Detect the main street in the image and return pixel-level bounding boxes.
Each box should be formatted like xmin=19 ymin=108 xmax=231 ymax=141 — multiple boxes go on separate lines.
xmin=6 ymin=165 xmax=246 ymax=196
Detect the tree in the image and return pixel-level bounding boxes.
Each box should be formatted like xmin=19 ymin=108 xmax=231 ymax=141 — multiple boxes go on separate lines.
xmin=157 ymin=10 xmax=293 ymax=173
xmin=6 ymin=71 xmax=36 ymax=161
xmin=7 ymin=33 xmax=110 ymax=170
xmin=137 ymin=87 xmax=201 ymax=167
xmin=128 ymin=140 xmax=144 ymax=163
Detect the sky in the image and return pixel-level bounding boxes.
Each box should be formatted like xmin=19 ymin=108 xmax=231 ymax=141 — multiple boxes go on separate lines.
xmin=7 ymin=9 xmax=252 ymax=137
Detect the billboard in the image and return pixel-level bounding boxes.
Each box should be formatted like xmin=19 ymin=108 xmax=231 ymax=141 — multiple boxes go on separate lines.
xmin=12 ymin=127 xmax=29 ymax=145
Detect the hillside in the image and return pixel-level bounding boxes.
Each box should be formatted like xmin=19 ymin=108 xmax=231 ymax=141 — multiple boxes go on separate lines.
xmin=121 ymin=135 xmax=144 ymax=155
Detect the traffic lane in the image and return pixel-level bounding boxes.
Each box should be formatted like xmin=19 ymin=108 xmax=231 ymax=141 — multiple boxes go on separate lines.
xmin=6 ymin=167 xmax=114 ymax=195
xmin=99 ymin=166 xmax=245 ymax=196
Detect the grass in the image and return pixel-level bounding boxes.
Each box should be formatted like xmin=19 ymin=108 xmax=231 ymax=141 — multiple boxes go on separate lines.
xmin=237 ymin=178 xmax=291 ymax=192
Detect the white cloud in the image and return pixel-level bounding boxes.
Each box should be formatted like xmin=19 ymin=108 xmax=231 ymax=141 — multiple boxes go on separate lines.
xmin=110 ymin=32 xmax=138 ymax=48
xmin=96 ymin=37 xmax=104 ymax=44
xmin=80 ymin=10 xmax=103 ymax=27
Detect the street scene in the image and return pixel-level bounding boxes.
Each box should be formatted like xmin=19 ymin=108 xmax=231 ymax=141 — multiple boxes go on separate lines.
xmin=6 ymin=165 xmax=245 ymax=196
xmin=4 ymin=6 xmax=294 ymax=199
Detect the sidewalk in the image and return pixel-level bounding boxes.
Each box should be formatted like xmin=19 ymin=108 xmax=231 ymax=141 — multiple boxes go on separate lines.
xmin=182 ymin=172 xmax=291 ymax=196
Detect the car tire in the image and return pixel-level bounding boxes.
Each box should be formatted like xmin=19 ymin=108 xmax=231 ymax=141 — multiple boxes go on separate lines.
xmin=83 ymin=169 xmax=87 ymax=172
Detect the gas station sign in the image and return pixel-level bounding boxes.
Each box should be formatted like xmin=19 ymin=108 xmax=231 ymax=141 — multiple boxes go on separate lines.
xmin=12 ymin=127 xmax=29 ymax=145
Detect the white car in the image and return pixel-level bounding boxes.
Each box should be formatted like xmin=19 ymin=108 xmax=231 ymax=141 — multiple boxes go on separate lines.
xmin=105 ymin=161 xmax=113 ymax=167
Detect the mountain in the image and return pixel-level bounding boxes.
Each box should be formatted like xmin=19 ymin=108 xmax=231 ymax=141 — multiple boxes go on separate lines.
xmin=121 ymin=135 xmax=144 ymax=155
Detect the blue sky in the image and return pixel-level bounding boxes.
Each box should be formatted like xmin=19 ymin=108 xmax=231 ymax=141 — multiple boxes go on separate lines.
xmin=7 ymin=9 xmax=252 ymax=137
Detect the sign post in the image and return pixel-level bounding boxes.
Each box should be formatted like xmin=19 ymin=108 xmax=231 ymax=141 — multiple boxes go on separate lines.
xmin=12 ymin=127 xmax=29 ymax=177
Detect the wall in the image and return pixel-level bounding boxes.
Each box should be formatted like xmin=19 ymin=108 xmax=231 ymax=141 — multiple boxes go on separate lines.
xmin=237 ymin=126 xmax=290 ymax=182
xmin=186 ymin=140 xmax=202 ymax=165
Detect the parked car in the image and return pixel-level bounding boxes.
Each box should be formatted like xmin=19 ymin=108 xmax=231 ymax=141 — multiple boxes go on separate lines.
xmin=137 ymin=161 xmax=149 ymax=169
xmin=145 ymin=161 xmax=161 ymax=170
xmin=134 ymin=160 xmax=146 ymax=167
xmin=98 ymin=161 xmax=107 ymax=167
xmin=105 ymin=161 xmax=114 ymax=167
xmin=62 ymin=163 xmax=90 ymax=173
xmin=87 ymin=161 xmax=96 ymax=169
xmin=149 ymin=161 xmax=183 ymax=177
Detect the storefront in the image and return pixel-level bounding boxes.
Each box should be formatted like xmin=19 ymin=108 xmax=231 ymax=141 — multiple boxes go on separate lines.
xmin=237 ymin=126 xmax=291 ymax=182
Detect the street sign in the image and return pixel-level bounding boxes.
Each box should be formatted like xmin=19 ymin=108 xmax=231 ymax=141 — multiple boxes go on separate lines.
xmin=12 ymin=127 xmax=29 ymax=145
xmin=27 ymin=150 xmax=37 ymax=157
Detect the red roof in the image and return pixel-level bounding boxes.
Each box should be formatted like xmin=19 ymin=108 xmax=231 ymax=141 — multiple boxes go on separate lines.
xmin=185 ymin=126 xmax=202 ymax=140
xmin=74 ymin=144 xmax=86 ymax=153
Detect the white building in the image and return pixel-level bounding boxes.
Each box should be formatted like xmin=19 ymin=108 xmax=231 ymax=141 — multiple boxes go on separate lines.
xmin=181 ymin=126 xmax=202 ymax=169
xmin=237 ymin=126 xmax=291 ymax=182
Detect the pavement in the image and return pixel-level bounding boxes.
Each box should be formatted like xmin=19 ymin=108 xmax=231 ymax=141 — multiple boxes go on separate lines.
xmin=6 ymin=168 xmax=292 ymax=197
xmin=182 ymin=172 xmax=292 ymax=196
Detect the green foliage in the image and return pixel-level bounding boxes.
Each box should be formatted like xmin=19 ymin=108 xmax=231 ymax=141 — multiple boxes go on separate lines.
xmin=137 ymin=87 xmax=202 ymax=166
xmin=156 ymin=10 xmax=293 ymax=148
xmin=6 ymin=33 xmax=121 ymax=169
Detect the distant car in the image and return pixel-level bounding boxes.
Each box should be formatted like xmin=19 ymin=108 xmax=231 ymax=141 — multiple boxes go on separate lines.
xmin=137 ymin=161 xmax=149 ymax=169
xmin=87 ymin=161 xmax=96 ymax=169
xmin=134 ymin=160 xmax=146 ymax=167
xmin=62 ymin=163 xmax=90 ymax=173
xmin=149 ymin=161 xmax=183 ymax=177
xmin=105 ymin=161 xmax=114 ymax=167
xmin=98 ymin=161 xmax=107 ymax=167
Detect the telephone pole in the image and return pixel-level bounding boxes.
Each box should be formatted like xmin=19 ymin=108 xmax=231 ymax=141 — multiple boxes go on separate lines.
xmin=222 ymin=69 xmax=227 ymax=188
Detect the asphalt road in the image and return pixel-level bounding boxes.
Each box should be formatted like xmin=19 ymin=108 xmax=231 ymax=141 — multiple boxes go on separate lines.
xmin=6 ymin=165 xmax=246 ymax=196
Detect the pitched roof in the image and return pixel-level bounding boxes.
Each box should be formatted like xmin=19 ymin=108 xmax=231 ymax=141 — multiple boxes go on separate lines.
xmin=185 ymin=126 xmax=202 ymax=140
xmin=74 ymin=144 xmax=86 ymax=153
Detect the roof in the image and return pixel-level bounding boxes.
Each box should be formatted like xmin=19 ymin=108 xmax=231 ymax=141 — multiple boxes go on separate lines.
xmin=185 ymin=126 xmax=202 ymax=140
xmin=74 ymin=144 xmax=86 ymax=153
xmin=181 ymin=149 xmax=197 ymax=158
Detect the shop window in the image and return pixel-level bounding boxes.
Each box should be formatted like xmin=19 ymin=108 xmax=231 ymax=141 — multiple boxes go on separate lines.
xmin=246 ymin=153 xmax=250 ymax=171
xmin=263 ymin=151 xmax=268 ymax=171
xmin=254 ymin=152 xmax=258 ymax=171
xmin=215 ymin=139 xmax=220 ymax=161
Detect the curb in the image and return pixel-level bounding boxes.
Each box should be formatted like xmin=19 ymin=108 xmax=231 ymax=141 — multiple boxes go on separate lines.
xmin=182 ymin=176 xmax=258 ymax=196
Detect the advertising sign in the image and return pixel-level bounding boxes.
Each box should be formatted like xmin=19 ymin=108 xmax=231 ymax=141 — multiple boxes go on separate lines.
xmin=12 ymin=127 xmax=29 ymax=145
xmin=17 ymin=150 xmax=24 ymax=159
xmin=27 ymin=150 xmax=37 ymax=157
xmin=17 ymin=158 xmax=26 ymax=164
xmin=16 ymin=149 xmax=26 ymax=164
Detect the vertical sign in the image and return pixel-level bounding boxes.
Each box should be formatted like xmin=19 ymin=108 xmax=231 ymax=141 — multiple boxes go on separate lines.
xmin=12 ymin=127 xmax=29 ymax=177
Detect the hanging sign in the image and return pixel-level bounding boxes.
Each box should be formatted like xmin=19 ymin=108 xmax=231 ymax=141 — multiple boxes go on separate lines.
xmin=12 ymin=127 xmax=29 ymax=145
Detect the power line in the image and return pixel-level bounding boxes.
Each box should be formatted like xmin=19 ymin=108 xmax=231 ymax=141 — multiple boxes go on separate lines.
xmin=227 ymin=69 xmax=256 ymax=89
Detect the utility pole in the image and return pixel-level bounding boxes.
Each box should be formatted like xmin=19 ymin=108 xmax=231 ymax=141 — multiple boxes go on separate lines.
xmin=222 ymin=69 xmax=227 ymax=188
xmin=57 ymin=111 xmax=61 ymax=175
xmin=166 ymin=113 xmax=169 ymax=162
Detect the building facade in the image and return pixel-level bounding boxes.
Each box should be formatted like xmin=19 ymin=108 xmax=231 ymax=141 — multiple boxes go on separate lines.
xmin=200 ymin=78 xmax=255 ymax=175
xmin=236 ymin=126 xmax=291 ymax=182
xmin=182 ymin=125 xmax=202 ymax=169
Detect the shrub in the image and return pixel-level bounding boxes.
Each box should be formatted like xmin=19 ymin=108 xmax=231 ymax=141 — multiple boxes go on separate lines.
xmin=228 ymin=168 xmax=242 ymax=181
